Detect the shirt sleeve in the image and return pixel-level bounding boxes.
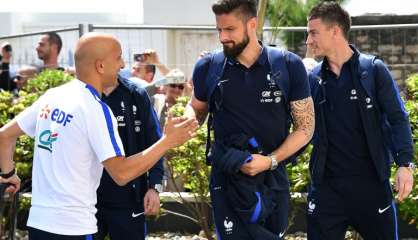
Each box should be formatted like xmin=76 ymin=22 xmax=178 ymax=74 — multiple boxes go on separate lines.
xmin=192 ymin=54 xmax=212 ymax=102
xmin=374 ymin=59 xmax=413 ymax=165
xmin=15 ymin=96 xmax=43 ymax=138
xmin=86 ymin=100 xmax=125 ymax=163
xmin=287 ymin=52 xmax=311 ymax=102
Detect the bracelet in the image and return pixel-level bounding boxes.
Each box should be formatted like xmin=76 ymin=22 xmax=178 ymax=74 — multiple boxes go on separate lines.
xmin=0 ymin=168 xmax=15 ymax=179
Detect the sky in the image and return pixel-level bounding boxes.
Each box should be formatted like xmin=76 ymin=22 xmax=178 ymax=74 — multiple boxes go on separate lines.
xmin=0 ymin=0 xmax=417 ymax=16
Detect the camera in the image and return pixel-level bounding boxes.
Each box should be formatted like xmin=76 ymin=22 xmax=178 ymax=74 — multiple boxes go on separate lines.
xmin=133 ymin=53 xmax=148 ymax=62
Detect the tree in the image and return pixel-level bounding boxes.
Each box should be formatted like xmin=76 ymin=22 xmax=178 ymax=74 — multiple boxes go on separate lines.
xmin=266 ymin=0 xmax=345 ymax=50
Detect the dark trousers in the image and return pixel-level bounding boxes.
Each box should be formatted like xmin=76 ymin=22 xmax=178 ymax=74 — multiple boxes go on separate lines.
xmin=210 ymin=168 xmax=289 ymax=240
xmin=28 ymin=227 xmax=93 ymax=240
xmin=95 ymin=207 xmax=146 ymax=240
xmin=307 ymin=175 xmax=398 ymax=240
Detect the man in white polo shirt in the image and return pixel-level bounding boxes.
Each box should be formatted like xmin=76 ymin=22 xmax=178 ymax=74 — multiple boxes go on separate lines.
xmin=0 ymin=33 xmax=198 ymax=240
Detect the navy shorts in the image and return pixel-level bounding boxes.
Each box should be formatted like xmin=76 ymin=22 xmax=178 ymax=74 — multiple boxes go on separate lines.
xmin=95 ymin=207 xmax=146 ymax=240
xmin=28 ymin=227 xmax=93 ymax=240
xmin=307 ymin=175 xmax=398 ymax=240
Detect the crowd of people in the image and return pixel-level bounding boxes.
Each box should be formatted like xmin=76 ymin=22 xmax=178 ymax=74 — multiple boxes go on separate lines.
xmin=0 ymin=0 xmax=415 ymax=240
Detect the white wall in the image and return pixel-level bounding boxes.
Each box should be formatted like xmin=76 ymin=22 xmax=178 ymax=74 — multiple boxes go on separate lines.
xmin=143 ymin=0 xmax=215 ymax=25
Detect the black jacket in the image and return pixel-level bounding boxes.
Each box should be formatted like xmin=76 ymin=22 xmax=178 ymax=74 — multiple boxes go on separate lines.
xmin=97 ymin=77 xmax=164 ymax=208
xmin=309 ymin=46 xmax=414 ymax=184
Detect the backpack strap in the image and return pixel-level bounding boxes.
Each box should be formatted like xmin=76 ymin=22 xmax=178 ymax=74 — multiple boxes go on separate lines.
xmin=205 ymin=50 xmax=227 ymax=165
xmin=266 ymin=46 xmax=290 ymax=108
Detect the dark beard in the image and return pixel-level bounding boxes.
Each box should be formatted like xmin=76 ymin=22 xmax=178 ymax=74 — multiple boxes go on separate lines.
xmin=222 ymin=34 xmax=249 ymax=59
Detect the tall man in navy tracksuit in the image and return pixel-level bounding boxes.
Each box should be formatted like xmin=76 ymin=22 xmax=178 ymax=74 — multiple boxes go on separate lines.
xmin=185 ymin=0 xmax=315 ymax=239
xmin=306 ymin=2 xmax=415 ymax=239
xmin=95 ymin=76 xmax=164 ymax=240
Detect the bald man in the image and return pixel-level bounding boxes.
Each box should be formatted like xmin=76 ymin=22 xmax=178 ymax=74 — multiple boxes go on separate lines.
xmin=0 ymin=33 xmax=198 ymax=240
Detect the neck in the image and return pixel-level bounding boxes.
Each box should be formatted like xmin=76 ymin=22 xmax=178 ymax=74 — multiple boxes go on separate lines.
xmin=43 ymin=56 xmax=59 ymax=69
xmin=326 ymin=42 xmax=353 ymax=76
xmin=76 ymin=72 xmax=103 ymax=96
xmin=166 ymin=97 xmax=177 ymax=107
xmin=236 ymin=38 xmax=261 ymax=68
xmin=103 ymin=82 xmax=118 ymax=96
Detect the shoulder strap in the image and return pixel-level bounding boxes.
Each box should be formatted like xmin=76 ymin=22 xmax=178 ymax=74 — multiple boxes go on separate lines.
xmin=205 ymin=50 xmax=227 ymax=165
xmin=206 ymin=50 xmax=227 ymax=111
xmin=358 ymin=53 xmax=377 ymax=98
xmin=266 ymin=46 xmax=290 ymax=106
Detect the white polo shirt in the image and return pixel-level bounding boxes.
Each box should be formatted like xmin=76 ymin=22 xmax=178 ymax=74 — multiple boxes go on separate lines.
xmin=16 ymin=79 xmax=124 ymax=235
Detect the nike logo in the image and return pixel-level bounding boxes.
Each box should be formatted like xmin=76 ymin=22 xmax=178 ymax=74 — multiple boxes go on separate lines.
xmin=132 ymin=211 xmax=145 ymax=218
xmin=279 ymin=230 xmax=286 ymax=238
xmin=378 ymin=205 xmax=391 ymax=214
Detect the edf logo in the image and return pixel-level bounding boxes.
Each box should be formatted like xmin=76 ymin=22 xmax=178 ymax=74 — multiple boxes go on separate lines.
xmin=50 ymin=108 xmax=73 ymax=126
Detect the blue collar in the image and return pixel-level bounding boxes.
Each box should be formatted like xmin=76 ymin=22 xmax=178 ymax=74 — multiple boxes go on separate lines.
xmin=85 ymin=83 xmax=101 ymax=99
xmin=226 ymin=41 xmax=267 ymax=67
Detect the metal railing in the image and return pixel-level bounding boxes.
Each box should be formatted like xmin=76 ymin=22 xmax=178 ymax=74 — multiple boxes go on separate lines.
xmin=0 ymin=23 xmax=416 ymax=83
xmin=0 ymin=25 xmax=84 ymax=71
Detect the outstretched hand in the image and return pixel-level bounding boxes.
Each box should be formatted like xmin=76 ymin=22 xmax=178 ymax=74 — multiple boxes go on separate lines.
xmin=163 ymin=113 xmax=198 ymax=149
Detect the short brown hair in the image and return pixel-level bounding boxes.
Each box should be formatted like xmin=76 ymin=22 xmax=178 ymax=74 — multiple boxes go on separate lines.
xmin=212 ymin=0 xmax=258 ymax=21
xmin=308 ymin=2 xmax=351 ymax=40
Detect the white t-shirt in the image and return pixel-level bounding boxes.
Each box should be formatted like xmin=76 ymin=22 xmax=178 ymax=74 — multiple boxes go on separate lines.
xmin=16 ymin=79 xmax=124 ymax=235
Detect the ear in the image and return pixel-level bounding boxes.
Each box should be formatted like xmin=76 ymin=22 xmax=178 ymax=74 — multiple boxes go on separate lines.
xmin=247 ymin=17 xmax=257 ymax=31
xmin=332 ymin=25 xmax=340 ymax=38
xmin=95 ymin=60 xmax=105 ymax=74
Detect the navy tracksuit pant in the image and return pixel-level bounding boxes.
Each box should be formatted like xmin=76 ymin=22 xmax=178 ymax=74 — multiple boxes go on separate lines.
xmin=307 ymin=175 xmax=398 ymax=240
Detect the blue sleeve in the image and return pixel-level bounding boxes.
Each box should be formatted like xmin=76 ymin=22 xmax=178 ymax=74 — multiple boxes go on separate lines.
xmin=137 ymin=88 xmax=164 ymax=186
xmin=374 ymin=59 xmax=414 ymax=165
xmin=192 ymin=54 xmax=212 ymax=102
xmin=287 ymin=52 xmax=311 ymax=101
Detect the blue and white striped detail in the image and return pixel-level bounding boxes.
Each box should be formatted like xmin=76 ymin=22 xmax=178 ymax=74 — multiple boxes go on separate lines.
xmin=391 ymin=200 xmax=399 ymax=240
xmin=85 ymin=84 xmax=122 ymax=156
xmin=250 ymin=191 xmax=262 ymax=223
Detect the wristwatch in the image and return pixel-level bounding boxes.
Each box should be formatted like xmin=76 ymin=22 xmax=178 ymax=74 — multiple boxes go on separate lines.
xmin=400 ymin=162 xmax=416 ymax=172
xmin=151 ymin=184 xmax=163 ymax=193
xmin=269 ymin=154 xmax=279 ymax=171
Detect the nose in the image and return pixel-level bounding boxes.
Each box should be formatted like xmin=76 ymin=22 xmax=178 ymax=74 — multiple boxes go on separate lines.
xmin=219 ymin=30 xmax=230 ymax=44
xmin=306 ymin=34 xmax=313 ymax=46
xmin=120 ymin=59 xmax=125 ymax=69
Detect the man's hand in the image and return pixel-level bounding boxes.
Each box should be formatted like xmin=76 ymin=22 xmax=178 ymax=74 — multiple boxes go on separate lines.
xmin=240 ymin=154 xmax=271 ymax=176
xmin=395 ymin=167 xmax=414 ymax=202
xmin=143 ymin=49 xmax=160 ymax=65
xmin=163 ymin=113 xmax=198 ymax=149
xmin=144 ymin=189 xmax=160 ymax=216
xmin=0 ymin=174 xmax=20 ymax=195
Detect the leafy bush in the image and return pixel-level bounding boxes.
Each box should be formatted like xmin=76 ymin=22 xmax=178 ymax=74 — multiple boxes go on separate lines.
xmin=397 ymin=74 xmax=418 ymax=228
xmin=165 ymin=96 xmax=214 ymax=239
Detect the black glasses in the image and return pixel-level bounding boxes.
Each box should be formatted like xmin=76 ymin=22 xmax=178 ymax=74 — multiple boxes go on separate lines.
xmin=169 ymin=84 xmax=184 ymax=90
xmin=14 ymin=75 xmax=22 ymax=81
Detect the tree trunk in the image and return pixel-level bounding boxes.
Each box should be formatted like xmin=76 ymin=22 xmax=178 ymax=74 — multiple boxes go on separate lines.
xmin=256 ymin=0 xmax=268 ymax=40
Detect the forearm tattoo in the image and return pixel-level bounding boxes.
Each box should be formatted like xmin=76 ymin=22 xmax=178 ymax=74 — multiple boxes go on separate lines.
xmin=290 ymin=97 xmax=315 ymax=139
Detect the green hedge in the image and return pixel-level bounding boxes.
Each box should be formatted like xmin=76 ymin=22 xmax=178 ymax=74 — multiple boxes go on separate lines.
xmin=397 ymin=74 xmax=418 ymax=228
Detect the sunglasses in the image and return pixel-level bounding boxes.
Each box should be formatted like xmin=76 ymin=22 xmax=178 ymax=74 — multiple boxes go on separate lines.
xmin=169 ymin=84 xmax=184 ymax=90
xmin=14 ymin=75 xmax=22 ymax=81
